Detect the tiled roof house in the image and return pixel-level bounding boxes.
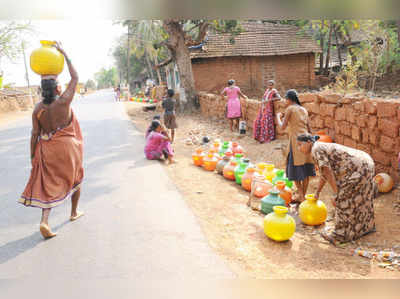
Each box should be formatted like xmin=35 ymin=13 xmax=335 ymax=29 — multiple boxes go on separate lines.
xmin=190 ymin=21 xmax=321 ymax=97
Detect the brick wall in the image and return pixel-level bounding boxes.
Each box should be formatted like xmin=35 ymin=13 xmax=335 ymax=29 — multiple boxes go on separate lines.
xmin=198 ymin=91 xmax=400 ymax=181
xmin=192 ymin=53 xmax=316 ymax=98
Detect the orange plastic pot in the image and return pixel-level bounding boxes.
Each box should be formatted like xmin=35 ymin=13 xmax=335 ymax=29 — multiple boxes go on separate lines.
xmin=231 ymin=142 xmax=244 ymax=155
xmin=275 ymin=180 xmax=292 ymax=206
xmin=212 ymin=142 xmax=221 ymax=153
xmin=192 ymin=148 xmax=204 ymax=166
xmin=223 ymin=160 xmax=237 ymax=181
xmin=203 ymin=153 xmax=218 ymax=171
xmin=252 ymin=177 xmax=273 ymax=198
xmin=316 ymin=131 xmax=333 ymax=143
xmin=241 ymin=167 xmax=256 ymax=192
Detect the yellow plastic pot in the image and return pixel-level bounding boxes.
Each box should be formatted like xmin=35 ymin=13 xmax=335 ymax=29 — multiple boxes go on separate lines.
xmin=299 ymin=194 xmax=327 ymax=226
xmin=265 ymin=164 xmax=276 ymax=180
xmin=256 ymin=162 xmax=267 ymax=175
xmin=30 ymin=40 xmax=64 ymax=76
xmin=264 ymin=206 xmax=296 ymax=242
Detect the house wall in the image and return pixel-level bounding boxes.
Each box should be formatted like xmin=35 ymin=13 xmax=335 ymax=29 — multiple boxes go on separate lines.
xmin=198 ymin=91 xmax=400 ymax=182
xmin=191 ymin=53 xmax=316 ymax=98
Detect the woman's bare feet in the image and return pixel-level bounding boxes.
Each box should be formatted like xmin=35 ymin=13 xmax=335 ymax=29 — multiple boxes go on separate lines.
xmin=40 ymin=223 xmax=57 ymax=239
xmin=167 ymin=158 xmax=177 ymax=164
xmin=167 ymin=154 xmax=177 ymax=164
xmin=291 ymin=193 xmax=304 ymax=204
xmin=320 ymin=231 xmax=338 ymax=246
xmin=70 ymin=211 xmax=85 ymax=222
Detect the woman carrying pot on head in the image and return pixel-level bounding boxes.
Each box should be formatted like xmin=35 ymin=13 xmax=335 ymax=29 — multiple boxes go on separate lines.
xmin=253 ymin=80 xmax=281 ymax=143
xmin=297 ymin=133 xmax=376 ymax=245
xmin=276 ymin=89 xmax=315 ymax=203
xmin=19 ymin=42 xmax=84 ymax=239
xmin=221 ymin=79 xmax=248 ymax=132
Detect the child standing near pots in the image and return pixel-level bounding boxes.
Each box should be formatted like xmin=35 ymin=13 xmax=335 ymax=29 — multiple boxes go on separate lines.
xmin=162 ymin=89 xmax=178 ymax=143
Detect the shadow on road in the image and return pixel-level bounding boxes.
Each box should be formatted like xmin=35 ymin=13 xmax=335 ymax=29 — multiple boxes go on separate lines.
xmin=0 ymin=220 xmax=69 ymax=265
xmin=0 ymin=96 xmax=157 ymax=249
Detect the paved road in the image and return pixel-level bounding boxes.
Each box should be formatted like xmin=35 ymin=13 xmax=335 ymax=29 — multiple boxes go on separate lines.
xmin=0 ymin=90 xmax=234 ymax=294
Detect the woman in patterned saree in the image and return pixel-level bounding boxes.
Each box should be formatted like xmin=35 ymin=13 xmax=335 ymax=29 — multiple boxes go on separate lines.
xmin=297 ymin=134 xmax=376 ymax=245
xmin=253 ymin=80 xmax=281 ymax=143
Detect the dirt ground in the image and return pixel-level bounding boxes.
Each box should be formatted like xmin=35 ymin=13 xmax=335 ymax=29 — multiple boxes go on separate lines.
xmin=127 ymin=101 xmax=400 ymax=278
xmin=0 ymin=110 xmax=32 ymax=127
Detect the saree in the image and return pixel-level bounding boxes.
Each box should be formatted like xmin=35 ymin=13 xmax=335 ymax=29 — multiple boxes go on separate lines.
xmin=19 ymin=111 xmax=84 ymax=209
xmin=253 ymin=88 xmax=277 ymax=143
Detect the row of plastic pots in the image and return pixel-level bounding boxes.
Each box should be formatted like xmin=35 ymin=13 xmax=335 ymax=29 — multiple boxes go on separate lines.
xmin=130 ymin=97 xmax=159 ymax=104
xmin=192 ymin=145 xmax=328 ymax=242
xmin=192 ymin=146 xmax=293 ymax=195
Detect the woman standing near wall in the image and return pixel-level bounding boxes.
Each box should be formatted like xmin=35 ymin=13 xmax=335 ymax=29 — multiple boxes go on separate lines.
xmin=221 ymin=79 xmax=248 ymax=132
xmin=297 ymin=133 xmax=376 ymax=245
xmin=253 ymin=80 xmax=281 ymax=143
xmin=276 ymin=89 xmax=315 ymax=203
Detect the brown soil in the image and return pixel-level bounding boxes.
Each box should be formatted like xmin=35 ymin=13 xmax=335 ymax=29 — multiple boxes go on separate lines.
xmin=125 ymin=101 xmax=400 ymax=278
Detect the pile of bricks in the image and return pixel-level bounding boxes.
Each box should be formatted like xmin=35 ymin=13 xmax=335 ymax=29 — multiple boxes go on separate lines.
xmin=198 ymin=91 xmax=400 ymax=181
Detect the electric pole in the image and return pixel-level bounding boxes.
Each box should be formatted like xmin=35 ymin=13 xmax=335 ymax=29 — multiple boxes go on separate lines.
xmin=127 ymin=24 xmax=130 ymax=91
xmin=22 ymin=41 xmax=30 ymax=88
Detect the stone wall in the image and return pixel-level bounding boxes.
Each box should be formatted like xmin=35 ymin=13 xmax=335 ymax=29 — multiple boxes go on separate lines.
xmin=198 ymin=91 xmax=400 ymax=181
xmin=0 ymin=89 xmax=39 ymax=115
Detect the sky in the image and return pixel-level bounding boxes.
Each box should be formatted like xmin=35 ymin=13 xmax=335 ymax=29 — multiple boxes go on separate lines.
xmin=1 ymin=20 xmax=125 ymax=87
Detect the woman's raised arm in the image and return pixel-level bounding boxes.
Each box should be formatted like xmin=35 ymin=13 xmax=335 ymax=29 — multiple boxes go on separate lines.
xmin=55 ymin=42 xmax=78 ymax=106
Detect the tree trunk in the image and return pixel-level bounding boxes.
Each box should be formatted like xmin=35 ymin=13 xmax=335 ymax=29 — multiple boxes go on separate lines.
xmin=324 ymin=21 xmax=334 ymax=75
xmin=153 ymin=54 xmax=162 ymax=85
xmin=145 ymin=52 xmax=155 ymax=80
xmin=163 ymin=20 xmax=198 ymax=112
xmin=334 ymin=25 xmax=343 ymax=69
xmin=397 ymin=20 xmax=400 ymax=45
xmin=319 ymin=20 xmax=325 ymax=74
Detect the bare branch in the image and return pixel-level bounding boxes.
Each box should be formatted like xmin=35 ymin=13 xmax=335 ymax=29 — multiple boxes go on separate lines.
xmin=184 ymin=22 xmax=202 ymax=34
xmin=184 ymin=21 xmax=209 ymax=46
xmin=196 ymin=22 xmax=209 ymax=43
xmin=154 ymin=57 xmax=173 ymax=69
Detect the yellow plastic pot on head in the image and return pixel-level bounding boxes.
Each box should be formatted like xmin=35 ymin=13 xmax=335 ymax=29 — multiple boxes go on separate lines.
xmin=264 ymin=206 xmax=296 ymax=242
xmin=299 ymin=194 xmax=327 ymax=226
xmin=30 ymin=40 xmax=65 ymax=76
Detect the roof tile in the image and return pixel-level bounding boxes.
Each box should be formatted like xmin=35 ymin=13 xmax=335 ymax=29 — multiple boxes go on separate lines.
xmin=190 ymin=22 xmax=322 ymax=59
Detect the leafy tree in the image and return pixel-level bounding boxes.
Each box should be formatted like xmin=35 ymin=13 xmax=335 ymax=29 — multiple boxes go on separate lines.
xmin=85 ymin=79 xmax=96 ymax=90
xmin=398 ymin=20 xmax=400 ymax=45
xmin=276 ymin=20 xmax=362 ymax=74
xmin=0 ymin=21 xmax=32 ymax=73
xmin=156 ymin=20 xmax=242 ymax=111
xmin=113 ymin=20 xmax=168 ymax=90
xmin=353 ymin=20 xmax=398 ymax=91
xmin=112 ymin=36 xmax=148 ymax=89
xmin=126 ymin=20 xmax=167 ymax=84
xmin=332 ymin=57 xmax=361 ymax=95
xmin=94 ymin=67 xmax=118 ymax=89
